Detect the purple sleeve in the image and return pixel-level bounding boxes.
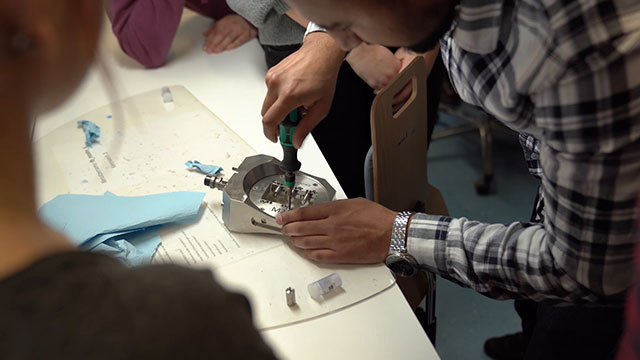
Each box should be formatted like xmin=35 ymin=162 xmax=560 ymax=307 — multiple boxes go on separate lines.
xmin=107 ymin=0 xmax=186 ymax=68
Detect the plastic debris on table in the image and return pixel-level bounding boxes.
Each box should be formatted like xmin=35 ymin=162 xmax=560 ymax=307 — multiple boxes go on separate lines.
xmin=185 ymin=160 xmax=223 ymax=176
xmin=161 ymin=86 xmax=174 ymax=103
xmin=77 ymin=120 xmax=100 ymax=148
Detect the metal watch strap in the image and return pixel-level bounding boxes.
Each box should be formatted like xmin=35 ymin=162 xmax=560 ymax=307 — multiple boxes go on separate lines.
xmin=304 ymin=22 xmax=327 ymax=39
xmin=389 ymin=211 xmax=413 ymax=255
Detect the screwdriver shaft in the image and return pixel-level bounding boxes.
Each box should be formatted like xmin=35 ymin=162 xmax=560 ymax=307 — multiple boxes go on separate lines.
xmin=287 ymin=185 xmax=293 ymax=210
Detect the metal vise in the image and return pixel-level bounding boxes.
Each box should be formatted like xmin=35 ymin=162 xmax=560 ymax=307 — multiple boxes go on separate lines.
xmin=205 ymin=154 xmax=335 ymax=235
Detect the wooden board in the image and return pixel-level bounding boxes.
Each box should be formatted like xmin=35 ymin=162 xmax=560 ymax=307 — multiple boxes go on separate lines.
xmin=370 ymin=57 xmax=430 ymax=212
xmin=370 ymin=57 xmax=450 ymax=309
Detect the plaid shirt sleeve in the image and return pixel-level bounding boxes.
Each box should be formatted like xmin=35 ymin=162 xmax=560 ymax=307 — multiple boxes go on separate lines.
xmin=409 ymin=0 xmax=640 ymax=302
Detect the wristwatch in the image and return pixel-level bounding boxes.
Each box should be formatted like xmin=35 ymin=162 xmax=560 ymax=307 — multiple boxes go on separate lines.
xmin=385 ymin=211 xmax=419 ymax=277
xmin=304 ymin=22 xmax=327 ymax=39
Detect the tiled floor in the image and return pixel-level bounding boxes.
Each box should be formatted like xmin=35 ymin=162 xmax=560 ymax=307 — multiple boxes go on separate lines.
xmin=426 ymin=113 xmax=540 ymax=359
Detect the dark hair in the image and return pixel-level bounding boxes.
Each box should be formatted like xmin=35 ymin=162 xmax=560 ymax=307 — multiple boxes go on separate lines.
xmin=407 ymin=3 xmax=456 ymax=53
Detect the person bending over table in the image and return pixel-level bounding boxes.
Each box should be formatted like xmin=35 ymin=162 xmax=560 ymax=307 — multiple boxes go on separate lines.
xmin=0 ymin=1 xmax=276 ymax=359
xmin=107 ymin=0 xmax=257 ymax=68
xmin=261 ymin=0 xmax=640 ymax=359
xmin=227 ymin=0 xmax=443 ymax=199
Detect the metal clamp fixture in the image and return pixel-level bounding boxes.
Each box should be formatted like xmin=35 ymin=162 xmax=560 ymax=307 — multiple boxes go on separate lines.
xmin=204 ymin=154 xmax=336 ymax=235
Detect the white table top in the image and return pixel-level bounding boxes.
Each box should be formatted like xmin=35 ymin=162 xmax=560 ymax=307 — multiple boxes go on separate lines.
xmin=35 ymin=12 xmax=439 ymax=360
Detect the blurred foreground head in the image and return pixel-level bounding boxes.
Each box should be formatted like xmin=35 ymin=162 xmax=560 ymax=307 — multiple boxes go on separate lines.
xmin=0 ymin=0 xmax=103 ymax=116
xmin=289 ymin=0 xmax=456 ymax=53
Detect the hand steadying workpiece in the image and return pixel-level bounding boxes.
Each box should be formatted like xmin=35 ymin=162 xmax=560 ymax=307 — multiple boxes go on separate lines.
xmin=276 ymin=198 xmax=397 ymax=263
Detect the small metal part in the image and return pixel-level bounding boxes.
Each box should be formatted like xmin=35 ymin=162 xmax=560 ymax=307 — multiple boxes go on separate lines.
xmin=260 ymin=182 xmax=319 ymax=211
xmin=204 ymin=176 xmax=227 ymax=190
xmin=271 ymin=183 xmax=284 ymax=197
xmin=302 ymin=190 xmax=314 ymax=205
xmin=286 ymin=287 xmax=296 ymax=307
xmin=250 ymin=217 xmax=280 ymax=232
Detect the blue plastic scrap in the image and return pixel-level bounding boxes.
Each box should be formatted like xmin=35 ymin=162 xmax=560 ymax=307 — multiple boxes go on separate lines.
xmin=185 ymin=160 xmax=223 ymax=176
xmin=39 ymin=191 xmax=205 ymax=266
xmin=77 ymin=120 xmax=100 ymax=148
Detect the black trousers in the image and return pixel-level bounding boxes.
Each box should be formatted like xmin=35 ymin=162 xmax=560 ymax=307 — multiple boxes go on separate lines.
xmin=262 ymin=44 xmax=444 ymax=198
xmin=515 ymin=299 xmax=624 ymax=359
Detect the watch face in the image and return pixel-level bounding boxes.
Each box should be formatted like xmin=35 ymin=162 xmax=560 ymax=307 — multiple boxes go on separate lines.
xmin=385 ymin=254 xmax=418 ymax=277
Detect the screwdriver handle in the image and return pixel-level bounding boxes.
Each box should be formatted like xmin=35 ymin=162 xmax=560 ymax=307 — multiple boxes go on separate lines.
xmin=279 ymin=108 xmax=301 ymax=147
xmin=279 ymin=109 xmax=302 ymax=187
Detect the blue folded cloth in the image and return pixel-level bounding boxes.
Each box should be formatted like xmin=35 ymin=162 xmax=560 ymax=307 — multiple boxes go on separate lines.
xmin=91 ymin=228 xmax=162 ymax=267
xmin=39 ymin=191 xmax=205 ymax=266
xmin=185 ymin=160 xmax=222 ymax=176
xmin=77 ymin=120 xmax=100 ymax=148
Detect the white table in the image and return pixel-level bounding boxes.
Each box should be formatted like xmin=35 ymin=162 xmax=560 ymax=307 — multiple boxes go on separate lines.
xmin=35 ymin=12 xmax=439 ymax=360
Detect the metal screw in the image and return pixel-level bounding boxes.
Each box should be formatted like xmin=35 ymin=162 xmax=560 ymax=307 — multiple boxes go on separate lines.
xmin=286 ymin=287 xmax=296 ymax=307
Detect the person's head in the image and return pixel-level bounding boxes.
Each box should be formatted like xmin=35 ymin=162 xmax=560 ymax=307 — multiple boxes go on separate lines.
xmin=290 ymin=0 xmax=457 ymax=53
xmin=0 ymin=0 xmax=103 ymax=116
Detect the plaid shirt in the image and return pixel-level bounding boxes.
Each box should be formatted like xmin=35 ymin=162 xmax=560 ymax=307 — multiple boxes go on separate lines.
xmin=408 ymin=0 xmax=640 ymax=302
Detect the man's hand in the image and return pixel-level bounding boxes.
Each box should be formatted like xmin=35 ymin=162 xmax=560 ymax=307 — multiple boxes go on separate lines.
xmin=391 ymin=46 xmax=440 ymax=111
xmin=276 ymin=198 xmax=397 ymax=263
xmin=261 ymin=32 xmax=345 ymax=148
xmin=396 ymin=45 xmax=440 ymax=74
xmin=202 ymin=14 xmax=257 ymax=54
xmin=346 ymin=44 xmax=402 ymax=91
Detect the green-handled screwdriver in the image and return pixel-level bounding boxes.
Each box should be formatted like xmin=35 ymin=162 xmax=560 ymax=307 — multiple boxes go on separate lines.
xmin=279 ymin=108 xmax=301 ymax=210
